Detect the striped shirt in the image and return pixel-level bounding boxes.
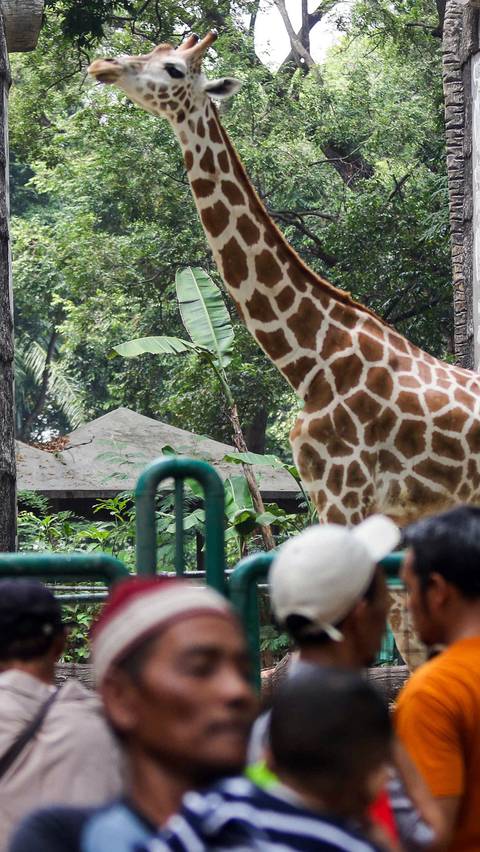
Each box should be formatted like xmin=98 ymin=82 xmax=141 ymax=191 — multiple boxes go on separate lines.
xmin=145 ymin=778 xmax=384 ymax=852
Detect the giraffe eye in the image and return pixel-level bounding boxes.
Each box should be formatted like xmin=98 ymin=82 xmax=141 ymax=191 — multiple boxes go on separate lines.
xmin=165 ymin=64 xmax=185 ymax=79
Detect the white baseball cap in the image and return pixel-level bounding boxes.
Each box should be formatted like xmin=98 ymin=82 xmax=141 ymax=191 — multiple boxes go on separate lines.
xmin=269 ymin=515 xmax=400 ymax=641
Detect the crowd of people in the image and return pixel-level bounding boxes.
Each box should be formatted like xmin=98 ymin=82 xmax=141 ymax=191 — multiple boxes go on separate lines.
xmin=0 ymin=504 xmax=478 ymax=852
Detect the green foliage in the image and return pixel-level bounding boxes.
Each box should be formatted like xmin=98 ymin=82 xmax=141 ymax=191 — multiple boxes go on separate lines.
xmin=10 ymin=0 xmax=453 ymax=456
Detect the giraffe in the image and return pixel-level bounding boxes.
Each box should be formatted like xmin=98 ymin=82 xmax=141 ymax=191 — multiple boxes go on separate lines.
xmin=88 ymin=33 xmax=479 ymax=669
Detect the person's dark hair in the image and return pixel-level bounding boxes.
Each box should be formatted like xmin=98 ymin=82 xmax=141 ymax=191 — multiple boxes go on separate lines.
xmin=0 ymin=579 xmax=65 ymax=662
xmin=284 ymin=568 xmax=379 ymax=646
xmin=404 ymin=505 xmax=480 ymax=599
xmin=270 ymin=667 xmax=391 ymax=788
xmin=0 ymin=631 xmax=63 ymax=663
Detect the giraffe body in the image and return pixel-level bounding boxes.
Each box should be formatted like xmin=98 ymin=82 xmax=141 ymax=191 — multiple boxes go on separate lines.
xmin=89 ymin=35 xmax=478 ymax=667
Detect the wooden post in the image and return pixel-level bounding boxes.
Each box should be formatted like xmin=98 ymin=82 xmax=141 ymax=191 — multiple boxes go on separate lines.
xmin=0 ymin=0 xmax=45 ymax=551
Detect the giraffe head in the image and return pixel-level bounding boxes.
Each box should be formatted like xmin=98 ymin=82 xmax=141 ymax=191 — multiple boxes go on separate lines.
xmin=88 ymin=33 xmax=242 ymax=123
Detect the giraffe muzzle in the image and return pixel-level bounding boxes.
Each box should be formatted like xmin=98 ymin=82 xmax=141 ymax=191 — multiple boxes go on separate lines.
xmin=88 ymin=58 xmax=123 ymax=84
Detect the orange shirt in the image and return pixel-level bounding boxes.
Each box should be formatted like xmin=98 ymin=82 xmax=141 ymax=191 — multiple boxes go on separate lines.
xmin=395 ymin=636 xmax=480 ymax=852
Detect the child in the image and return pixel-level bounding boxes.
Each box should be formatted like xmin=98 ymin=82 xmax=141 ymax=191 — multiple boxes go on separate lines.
xmin=146 ymin=667 xmax=394 ymax=852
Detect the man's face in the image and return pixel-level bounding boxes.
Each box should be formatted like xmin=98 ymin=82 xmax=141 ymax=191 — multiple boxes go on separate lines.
xmin=358 ymin=567 xmax=391 ymax=666
xmin=105 ymin=613 xmax=257 ymax=782
xmin=401 ymin=550 xmax=443 ymax=645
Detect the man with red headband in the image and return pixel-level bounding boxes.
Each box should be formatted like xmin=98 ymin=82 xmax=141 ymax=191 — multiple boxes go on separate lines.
xmin=9 ymin=576 xmax=257 ymax=852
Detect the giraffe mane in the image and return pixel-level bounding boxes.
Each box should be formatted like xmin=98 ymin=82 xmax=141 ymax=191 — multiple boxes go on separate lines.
xmin=210 ymin=102 xmax=402 ymax=337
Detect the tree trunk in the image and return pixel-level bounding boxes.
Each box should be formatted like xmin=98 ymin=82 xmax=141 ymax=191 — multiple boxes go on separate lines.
xmin=0 ymin=15 xmax=15 ymax=552
xmin=228 ymin=403 xmax=276 ymax=551
xmin=244 ymin=409 xmax=268 ymax=454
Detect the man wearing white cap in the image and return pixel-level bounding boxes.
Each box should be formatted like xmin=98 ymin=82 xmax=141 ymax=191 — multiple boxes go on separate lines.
xmin=9 ymin=576 xmax=257 ymax=852
xmin=249 ymin=516 xmax=446 ymax=851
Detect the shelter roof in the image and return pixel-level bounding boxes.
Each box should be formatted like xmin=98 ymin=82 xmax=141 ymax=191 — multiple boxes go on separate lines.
xmin=17 ymin=407 xmax=300 ymax=502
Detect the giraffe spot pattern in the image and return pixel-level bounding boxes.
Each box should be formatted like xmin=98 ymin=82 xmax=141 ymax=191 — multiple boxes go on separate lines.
xmin=424 ymin=389 xmax=450 ymax=412
xmin=255 ymin=250 xmax=283 ymax=287
xmin=245 ymin=290 xmax=277 ymax=322
xmin=287 ymin=298 xmax=323 ymax=349
xmin=326 ymin=505 xmax=347 ymax=524
xmin=431 ymin=431 xmax=465 ymax=462
xmin=185 ymin=150 xmax=194 ymax=171
xmin=467 ymin=422 xmax=480 ymax=453
xmin=327 ymin=465 xmax=344 ymax=496
xmin=190 ymin=178 xmax=215 ymax=198
xmin=256 ymin=327 xmax=293 ymax=360
xmin=346 ymin=461 xmax=367 ymax=488
xmin=413 ymin=459 xmax=463 ymax=490
xmin=396 ymin=391 xmax=424 ymax=417
xmin=394 ymin=420 xmax=427 ymax=459
xmin=330 ymin=303 xmax=357 ymax=329
xmin=199 ymin=147 xmax=216 ymax=173
xmin=320 ymin=325 xmax=353 ymax=360
xmin=297 ymin=443 xmax=326 ymax=483
xmin=358 ymin=333 xmax=384 ymax=362
xmin=333 ymin=405 xmax=359 ymax=446
xmin=331 ymin=354 xmax=364 ymax=395
xmin=219 ymin=237 xmax=249 ymax=289
xmin=345 ymin=391 xmax=381 ymax=424
xmin=176 ymin=110 xmax=186 ymax=123
xmin=218 ymin=151 xmax=230 ymax=173
xmin=433 ymin=409 xmax=470 ymax=431
xmin=282 ymin=356 xmax=317 ymax=388
xmin=304 ymin=371 xmax=334 ymax=408
xmin=378 ymin=450 xmax=404 ymax=474
xmin=221 ymin=181 xmax=245 ymax=206
xmin=275 ymin=286 xmax=295 ymax=312
xmin=207 ymin=118 xmax=223 ymax=145
xmin=200 ymin=200 xmax=230 ymax=238
xmin=237 ymin=214 xmax=260 ymax=246
xmin=197 ymin=117 xmax=205 ymax=138
xmin=364 ymin=408 xmax=397 ymax=446
xmin=366 ymin=367 xmax=394 ymax=400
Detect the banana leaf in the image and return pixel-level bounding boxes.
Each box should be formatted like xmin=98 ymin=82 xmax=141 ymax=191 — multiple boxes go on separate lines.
xmin=176 ymin=267 xmax=234 ymax=367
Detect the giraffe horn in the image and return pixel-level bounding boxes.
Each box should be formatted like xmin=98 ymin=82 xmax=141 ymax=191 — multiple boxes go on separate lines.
xmin=177 ymin=34 xmax=200 ymax=51
xmin=180 ymin=31 xmax=217 ymax=58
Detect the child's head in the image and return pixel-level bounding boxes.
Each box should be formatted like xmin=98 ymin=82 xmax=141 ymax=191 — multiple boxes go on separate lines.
xmin=269 ymin=667 xmax=392 ymax=818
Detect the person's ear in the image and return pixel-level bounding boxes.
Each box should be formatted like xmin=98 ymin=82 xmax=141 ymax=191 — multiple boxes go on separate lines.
xmin=426 ymin=572 xmax=451 ymax=609
xmin=343 ymin=597 xmax=368 ymax=635
xmin=101 ymin=668 xmax=140 ymax=735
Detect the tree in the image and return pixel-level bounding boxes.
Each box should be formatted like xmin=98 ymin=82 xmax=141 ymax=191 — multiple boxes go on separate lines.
xmin=9 ymin=0 xmax=453 ymax=463
xmin=112 ymin=267 xmax=276 ymax=550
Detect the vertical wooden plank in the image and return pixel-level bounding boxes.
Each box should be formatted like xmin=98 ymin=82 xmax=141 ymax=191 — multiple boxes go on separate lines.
xmin=0 ymin=13 xmax=15 ymax=552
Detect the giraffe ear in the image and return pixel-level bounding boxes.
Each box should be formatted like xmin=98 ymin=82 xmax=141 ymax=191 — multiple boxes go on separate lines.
xmin=203 ymin=77 xmax=242 ymax=100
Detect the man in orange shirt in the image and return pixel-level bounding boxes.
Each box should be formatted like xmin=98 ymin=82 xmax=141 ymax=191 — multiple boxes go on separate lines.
xmin=396 ymin=505 xmax=480 ymax=852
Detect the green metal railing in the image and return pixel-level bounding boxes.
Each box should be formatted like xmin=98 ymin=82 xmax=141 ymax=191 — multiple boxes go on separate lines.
xmin=229 ymin=551 xmax=406 ymax=690
xmin=0 ymin=553 xmax=129 ymax=603
xmin=135 ymin=457 xmax=226 ymax=593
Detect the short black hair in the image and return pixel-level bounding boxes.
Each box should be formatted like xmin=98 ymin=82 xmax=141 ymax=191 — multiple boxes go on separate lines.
xmin=0 ymin=580 xmax=65 ymax=662
xmin=270 ymin=667 xmax=391 ymax=788
xmin=284 ymin=568 xmax=379 ymax=646
xmin=404 ymin=505 xmax=480 ymax=599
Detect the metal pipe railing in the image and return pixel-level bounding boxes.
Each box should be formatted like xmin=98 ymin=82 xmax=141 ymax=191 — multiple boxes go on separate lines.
xmin=228 ymin=550 xmax=406 ymax=690
xmin=135 ymin=457 xmax=226 ymax=593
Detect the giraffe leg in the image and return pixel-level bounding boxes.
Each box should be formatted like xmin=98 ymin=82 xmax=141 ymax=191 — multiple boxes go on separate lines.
xmin=388 ymin=587 xmax=430 ymax=671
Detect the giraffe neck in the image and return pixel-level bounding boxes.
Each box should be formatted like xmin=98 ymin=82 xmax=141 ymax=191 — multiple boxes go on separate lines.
xmin=170 ymin=100 xmax=385 ymax=398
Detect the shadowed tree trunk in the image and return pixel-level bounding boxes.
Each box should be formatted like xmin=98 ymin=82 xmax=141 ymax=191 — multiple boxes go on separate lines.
xmin=0 ymin=14 xmax=15 ymax=551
